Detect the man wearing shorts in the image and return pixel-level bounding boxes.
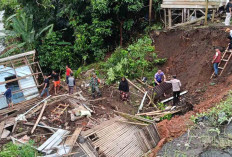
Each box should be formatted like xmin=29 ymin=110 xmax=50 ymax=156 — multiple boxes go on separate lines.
xmin=50 ymin=71 xmax=60 ymax=95
xmin=4 ymin=85 xmax=13 ymax=108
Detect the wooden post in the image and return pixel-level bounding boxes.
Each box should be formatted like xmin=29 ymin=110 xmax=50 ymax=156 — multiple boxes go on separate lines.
xmin=10 ymin=60 xmax=23 ymax=92
xmin=182 ymin=9 xmax=184 ymax=23
xmin=204 ymin=0 xmax=209 ymax=25
xmin=187 ymin=9 xmax=190 ymax=21
xmin=24 ymin=56 xmax=39 ymax=87
xmin=211 ymin=9 xmax=215 ymax=22
xmin=149 ymin=0 xmax=152 ymax=25
xmin=164 ymin=9 xmax=167 ymax=28
xmin=168 ymin=9 xmax=172 ymax=27
xmin=184 ymin=8 xmax=187 ymax=22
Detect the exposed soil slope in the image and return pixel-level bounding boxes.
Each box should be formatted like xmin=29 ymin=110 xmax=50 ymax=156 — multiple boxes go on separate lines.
xmin=150 ymin=27 xmax=232 ymax=156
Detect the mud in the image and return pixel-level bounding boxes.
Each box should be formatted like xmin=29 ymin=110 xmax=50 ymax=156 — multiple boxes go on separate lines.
xmin=150 ymin=27 xmax=232 ymax=156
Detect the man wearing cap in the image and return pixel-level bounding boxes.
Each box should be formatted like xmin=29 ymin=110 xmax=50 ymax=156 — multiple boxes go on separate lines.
xmin=165 ymin=75 xmax=181 ymax=106
xmin=225 ymin=0 xmax=232 ymax=26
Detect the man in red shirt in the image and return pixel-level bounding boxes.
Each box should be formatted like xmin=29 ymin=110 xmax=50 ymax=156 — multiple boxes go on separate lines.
xmin=66 ymin=65 xmax=73 ymax=84
xmin=212 ymin=48 xmax=221 ymax=77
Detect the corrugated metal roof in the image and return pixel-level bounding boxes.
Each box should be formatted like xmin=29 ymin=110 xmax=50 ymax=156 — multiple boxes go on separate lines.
xmin=0 ymin=65 xmax=39 ymax=109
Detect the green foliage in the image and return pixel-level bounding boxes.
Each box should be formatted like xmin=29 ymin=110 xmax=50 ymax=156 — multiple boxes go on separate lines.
xmin=74 ymin=67 xmax=82 ymax=79
xmin=157 ymin=102 xmax=166 ymax=110
xmin=160 ymin=113 xmax=172 ymax=121
xmin=0 ymin=11 xmax=53 ymax=58
xmin=38 ymin=31 xmax=74 ymax=72
xmin=191 ymin=91 xmax=232 ymax=127
xmin=0 ymin=141 xmax=40 ymax=157
xmin=102 ymin=36 xmax=165 ymax=84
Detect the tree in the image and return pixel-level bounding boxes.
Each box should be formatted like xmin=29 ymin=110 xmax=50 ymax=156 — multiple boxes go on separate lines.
xmin=0 ymin=11 xmax=53 ymax=57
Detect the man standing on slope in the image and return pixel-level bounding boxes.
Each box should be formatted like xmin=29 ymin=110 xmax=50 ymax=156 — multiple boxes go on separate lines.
xmin=66 ymin=65 xmax=72 ymax=84
xmin=154 ymin=70 xmax=166 ymax=86
xmin=165 ymin=75 xmax=181 ymax=106
xmin=225 ymin=28 xmax=232 ymax=51
xmin=212 ymin=48 xmax=221 ymax=77
xmin=225 ymin=0 xmax=232 ymax=26
xmin=49 ymin=71 xmax=60 ymax=95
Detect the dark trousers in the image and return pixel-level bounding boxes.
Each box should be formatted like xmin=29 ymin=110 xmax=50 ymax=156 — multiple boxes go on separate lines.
xmin=173 ymin=91 xmax=180 ymax=106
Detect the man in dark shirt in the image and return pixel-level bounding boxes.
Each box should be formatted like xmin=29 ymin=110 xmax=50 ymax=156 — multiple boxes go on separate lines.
xmin=4 ymin=85 xmax=13 ymax=108
xmin=49 ymin=71 xmax=60 ymax=95
xmin=40 ymin=75 xmax=50 ymax=97
xmin=225 ymin=0 xmax=232 ymax=26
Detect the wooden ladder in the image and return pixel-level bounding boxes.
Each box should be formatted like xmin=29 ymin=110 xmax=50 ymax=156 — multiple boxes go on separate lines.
xmin=211 ymin=47 xmax=232 ymax=79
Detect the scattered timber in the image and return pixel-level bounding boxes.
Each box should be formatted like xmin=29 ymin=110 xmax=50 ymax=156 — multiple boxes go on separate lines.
xmin=161 ymin=91 xmax=188 ymax=103
xmin=31 ymin=101 xmax=47 ymax=134
xmin=169 ymin=16 xmax=205 ymax=29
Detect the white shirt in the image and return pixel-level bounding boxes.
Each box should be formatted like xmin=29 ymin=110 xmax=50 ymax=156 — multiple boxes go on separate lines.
xmin=165 ymin=79 xmax=181 ymax=92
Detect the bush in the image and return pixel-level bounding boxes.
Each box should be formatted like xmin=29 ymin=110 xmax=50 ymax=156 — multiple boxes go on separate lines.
xmin=38 ymin=31 xmax=76 ymax=73
xmin=0 ymin=141 xmax=40 ymax=157
xmin=103 ymin=36 xmax=166 ymax=84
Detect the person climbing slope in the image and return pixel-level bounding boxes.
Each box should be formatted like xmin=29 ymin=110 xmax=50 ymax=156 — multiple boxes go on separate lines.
xmin=212 ymin=48 xmax=221 ymax=77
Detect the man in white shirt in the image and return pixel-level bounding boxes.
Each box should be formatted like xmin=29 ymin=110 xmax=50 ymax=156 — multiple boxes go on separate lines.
xmin=165 ymin=75 xmax=181 ymax=106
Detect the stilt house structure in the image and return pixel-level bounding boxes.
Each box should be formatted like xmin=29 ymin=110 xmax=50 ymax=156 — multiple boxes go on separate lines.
xmin=161 ymin=0 xmax=227 ymax=27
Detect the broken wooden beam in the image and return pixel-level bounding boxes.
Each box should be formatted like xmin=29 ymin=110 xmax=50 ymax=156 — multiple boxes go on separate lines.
xmin=24 ymin=122 xmax=60 ymax=131
xmin=127 ymin=78 xmax=157 ymax=109
xmin=6 ymin=131 xmax=28 ymax=140
xmin=161 ymin=91 xmax=188 ymax=103
xmin=116 ymin=120 xmax=149 ymax=126
xmin=138 ymin=91 xmax=148 ymax=114
xmin=88 ymin=97 xmax=106 ymax=102
xmin=65 ymin=127 xmax=83 ymax=153
xmin=169 ymin=16 xmax=205 ymax=29
xmin=114 ymin=111 xmax=154 ymax=124
xmin=31 ymin=101 xmax=47 ymax=134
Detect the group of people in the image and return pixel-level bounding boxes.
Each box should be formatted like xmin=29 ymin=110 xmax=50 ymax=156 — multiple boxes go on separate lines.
xmin=40 ymin=65 xmax=76 ymax=97
xmin=40 ymin=65 xmax=102 ymax=99
xmin=118 ymin=70 xmax=182 ymax=106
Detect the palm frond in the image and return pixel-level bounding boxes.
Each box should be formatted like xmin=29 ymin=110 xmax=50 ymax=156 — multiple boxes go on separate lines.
xmin=0 ymin=42 xmax=26 ymax=58
xmin=35 ymin=24 xmax=54 ymax=39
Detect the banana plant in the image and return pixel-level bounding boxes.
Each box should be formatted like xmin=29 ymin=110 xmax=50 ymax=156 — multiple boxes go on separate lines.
xmin=0 ymin=11 xmax=53 ymax=57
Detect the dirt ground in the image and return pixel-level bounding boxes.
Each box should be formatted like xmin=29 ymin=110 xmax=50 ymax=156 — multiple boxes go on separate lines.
xmin=149 ymin=27 xmax=232 ymax=156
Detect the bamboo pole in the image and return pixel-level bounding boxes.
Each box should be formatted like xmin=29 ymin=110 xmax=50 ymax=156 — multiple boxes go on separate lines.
xmin=204 ymin=0 xmax=209 ymax=25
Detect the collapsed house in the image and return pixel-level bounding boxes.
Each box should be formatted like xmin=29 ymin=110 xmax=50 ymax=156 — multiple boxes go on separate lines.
xmin=81 ymin=117 xmax=160 ymax=157
xmin=0 ymin=50 xmax=43 ymax=109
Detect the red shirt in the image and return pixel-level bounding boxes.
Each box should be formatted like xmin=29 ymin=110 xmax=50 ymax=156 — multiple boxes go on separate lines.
xmin=213 ymin=51 xmax=221 ymax=63
xmin=66 ymin=68 xmax=71 ymax=76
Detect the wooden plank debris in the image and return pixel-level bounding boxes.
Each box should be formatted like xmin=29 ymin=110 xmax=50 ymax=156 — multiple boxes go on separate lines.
xmin=138 ymin=91 xmax=148 ymax=114
xmin=24 ymin=122 xmax=60 ymax=131
xmin=161 ymin=90 xmax=188 ymax=103
xmin=1 ymin=129 xmax=11 ymax=139
xmin=116 ymin=120 xmax=149 ymax=126
xmin=65 ymin=127 xmax=83 ymax=153
xmin=0 ymin=121 xmax=5 ymax=137
xmin=31 ymin=101 xmax=47 ymax=134
xmin=169 ymin=16 xmax=205 ymax=29
xmin=6 ymin=131 xmax=28 ymax=140
xmin=38 ymin=129 xmax=69 ymax=152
